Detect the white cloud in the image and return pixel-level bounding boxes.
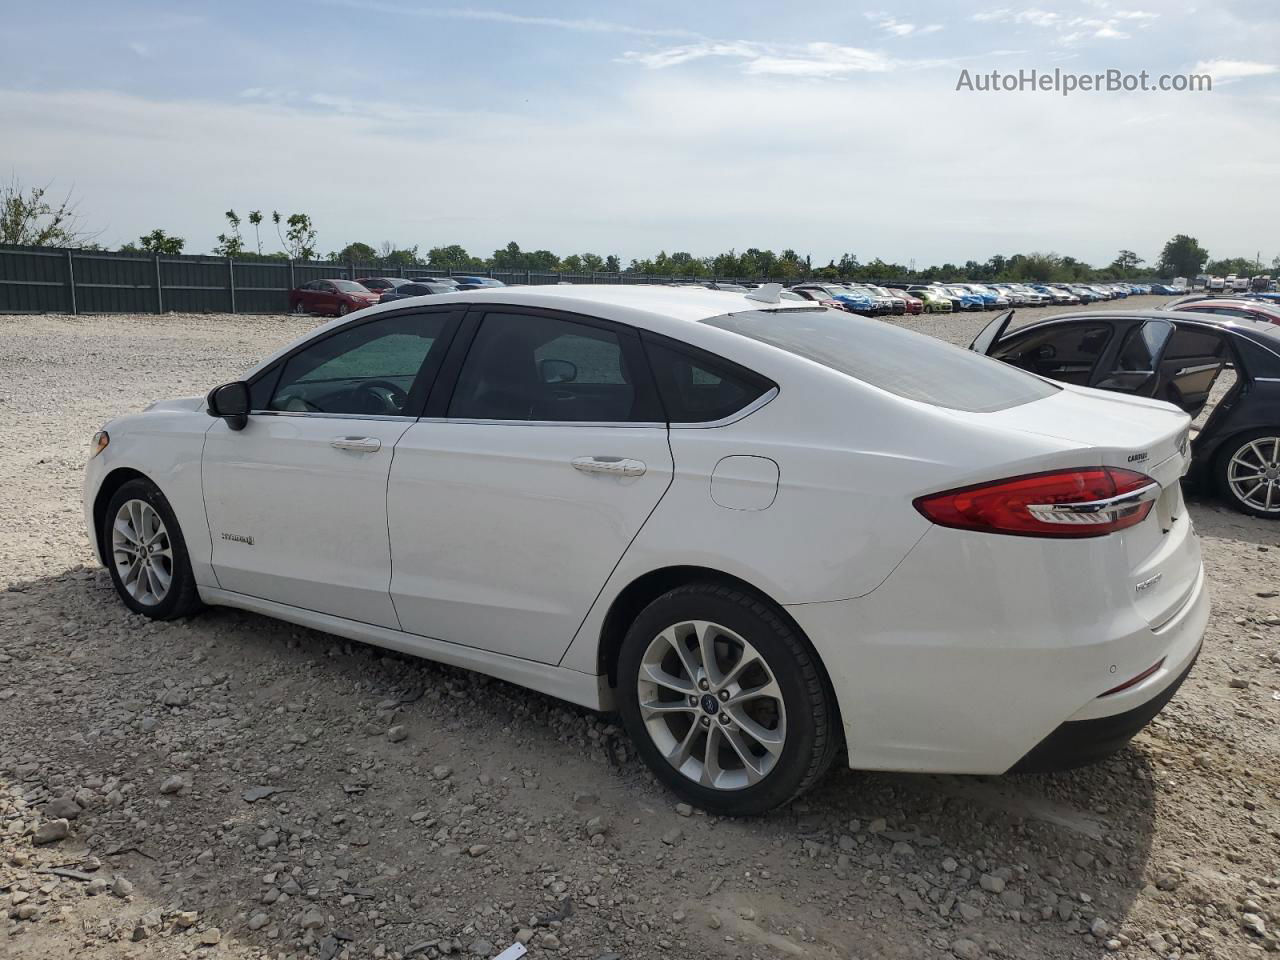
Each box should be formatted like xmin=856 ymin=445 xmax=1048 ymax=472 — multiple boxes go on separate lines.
xmin=317 ymin=0 xmax=696 ymax=38
xmin=1193 ymin=59 xmax=1279 ymax=80
xmin=622 ymin=41 xmax=896 ymax=76
xmin=971 ymin=6 xmax=1156 ymax=42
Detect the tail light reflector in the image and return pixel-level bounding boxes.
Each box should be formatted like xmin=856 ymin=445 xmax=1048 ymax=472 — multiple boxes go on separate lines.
xmin=914 ymin=467 xmax=1159 ymax=538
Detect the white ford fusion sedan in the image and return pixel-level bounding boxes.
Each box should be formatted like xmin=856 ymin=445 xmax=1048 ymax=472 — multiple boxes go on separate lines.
xmin=84 ymin=284 xmax=1208 ymax=814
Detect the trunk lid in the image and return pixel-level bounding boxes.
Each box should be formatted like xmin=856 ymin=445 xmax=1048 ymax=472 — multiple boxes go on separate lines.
xmin=973 ymin=385 xmax=1198 ymax=628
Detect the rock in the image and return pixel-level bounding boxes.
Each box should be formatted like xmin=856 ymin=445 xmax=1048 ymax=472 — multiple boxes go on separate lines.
xmin=979 ymin=873 xmax=1006 ymax=893
xmin=159 ymin=775 xmax=185 ymax=795
xmin=1242 ymin=913 xmax=1266 ymax=936
xmin=387 ymin=725 xmax=408 ymax=742
xmin=585 ymin=816 xmax=608 ymax=838
xmin=161 ymin=688 xmax=190 ymax=707
xmin=515 ymin=928 xmax=534 ymax=944
xmin=302 ymin=909 xmax=325 ymax=929
xmin=174 ymin=911 xmax=199 ymax=928
xmin=890 ymin=841 xmax=914 ymax=858
xmin=1090 ymin=918 xmax=1110 ymax=937
xmin=86 ymin=878 xmax=108 ymax=896
xmin=248 ymin=912 xmax=269 ymax=930
xmin=1229 ymin=677 xmax=1250 ymax=689
xmin=957 ymin=903 xmax=983 ymax=922
xmin=201 ymin=927 xmax=222 ymax=946
xmin=941 ymin=856 xmax=958 ymax=873
xmin=32 ymin=819 xmax=69 ymax=845
xmin=540 ymin=932 xmax=561 ymax=949
xmin=661 ymin=827 xmax=683 ymax=845
xmin=1073 ymin=850 xmax=1094 ymax=868
xmin=111 ymin=876 xmax=134 ymax=898
xmin=467 ymin=844 xmax=490 ymax=857
xmin=468 ymin=940 xmax=494 ymax=956
xmin=256 ymin=830 xmax=280 ymax=850
xmin=432 ymin=765 xmax=452 ymax=780
xmin=44 ymin=796 xmax=82 ymax=820
xmin=951 ymin=938 xmax=983 ymax=960
xmin=868 ymin=818 xmax=887 ymax=834
xmin=675 ymin=802 xmax=693 ymax=817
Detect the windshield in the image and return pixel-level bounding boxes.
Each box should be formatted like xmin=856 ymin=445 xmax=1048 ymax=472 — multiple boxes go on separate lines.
xmin=704 ymin=309 xmax=1059 ymax=413
xmin=332 ymin=280 xmax=367 ymax=292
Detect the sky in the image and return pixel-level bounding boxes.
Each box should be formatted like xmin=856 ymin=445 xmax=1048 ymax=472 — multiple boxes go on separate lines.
xmin=2 ymin=0 xmax=1278 ymax=269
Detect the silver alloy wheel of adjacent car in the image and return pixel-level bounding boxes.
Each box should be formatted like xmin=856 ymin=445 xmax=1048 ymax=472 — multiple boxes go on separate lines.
xmin=1227 ymin=437 xmax=1280 ymax=513
xmin=111 ymin=499 xmax=174 ymax=606
xmin=636 ymin=620 xmax=787 ymax=791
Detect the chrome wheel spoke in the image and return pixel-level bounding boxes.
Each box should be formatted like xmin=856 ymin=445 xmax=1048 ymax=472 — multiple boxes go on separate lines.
xmin=700 ymin=725 xmax=726 ymax=787
xmin=640 ymin=698 xmax=696 ymax=717
xmin=666 ymin=721 xmax=701 ymax=768
xmin=720 ymin=725 xmax=768 ymax=783
xmin=725 ymin=705 xmax=785 ymax=757
xmin=639 ymin=661 xmax=695 ymax=696
xmin=693 ymin=621 xmax=723 ymax=687
xmin=663 ymin=627 xmax=701 ymax=684
xmin=724 ymin=677 xmax=782 ymax=709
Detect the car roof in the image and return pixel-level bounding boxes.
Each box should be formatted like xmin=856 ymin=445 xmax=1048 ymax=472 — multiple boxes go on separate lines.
xmin=1010 ymin=307 xmax=1280 ymax=343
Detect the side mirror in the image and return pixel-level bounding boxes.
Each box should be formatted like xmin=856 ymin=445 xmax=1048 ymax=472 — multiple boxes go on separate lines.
xmin=207 ymin=381 xmax=251 ymax=431
xmin=539 ymin=358 xmax=578 ymax=384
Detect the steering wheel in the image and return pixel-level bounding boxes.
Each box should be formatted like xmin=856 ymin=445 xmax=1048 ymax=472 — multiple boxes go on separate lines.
xmin=355 ymin=379 xmax=409 ymax=414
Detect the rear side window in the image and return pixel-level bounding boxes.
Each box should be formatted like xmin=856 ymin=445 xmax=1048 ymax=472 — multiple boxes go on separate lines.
xmin=642 ymin=334 xmax=774 ymax=423
xmin=449 ymin=312 xmax=655 ymax=422
xmin=703 ymin=308 xmax=1058 ymax=413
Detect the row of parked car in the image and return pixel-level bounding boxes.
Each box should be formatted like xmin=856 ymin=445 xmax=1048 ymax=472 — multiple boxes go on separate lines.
xmin=288 ymin=275 xmax=506 ymax=316
xmin=772 ymin=279 xmax=1180 ymax=317
xmin=287 ymin=272 xmax=1191 ymax=321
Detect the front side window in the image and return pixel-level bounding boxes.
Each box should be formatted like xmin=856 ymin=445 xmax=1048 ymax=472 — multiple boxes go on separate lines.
xmin=705 ymin=308 xmax=1057 ymax=413
xmin=266 ymin=313 xmax=449 ymax=415
xmin=448 ymin=312 xmax=651 ymax=422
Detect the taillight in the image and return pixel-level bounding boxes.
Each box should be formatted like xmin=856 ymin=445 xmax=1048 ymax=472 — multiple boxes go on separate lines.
xmin=914 ymin=467 xmax=1160 ymax=538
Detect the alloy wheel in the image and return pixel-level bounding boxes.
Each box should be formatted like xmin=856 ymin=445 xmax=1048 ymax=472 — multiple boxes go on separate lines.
xmin=1228 ymin=437 xmax=1280 ymax=513
xmin=636 ymin=620 xmax=787 ymax=791
xmin=111 ymin=499 xmax=174 ymax=605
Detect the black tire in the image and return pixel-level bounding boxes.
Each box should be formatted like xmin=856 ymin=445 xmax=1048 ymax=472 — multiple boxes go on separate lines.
xmin=1215 ymin=429 xmax=1280 ymax=519
xmin=293 ymin=301 xmax=307 ymax=315
xmin=337 ymin=303 xmax=350 ymax=317
xmin=617 ymin=582 xmax=839 ymax=816
xmin=103 ymin=479 xmax=204 ymax=619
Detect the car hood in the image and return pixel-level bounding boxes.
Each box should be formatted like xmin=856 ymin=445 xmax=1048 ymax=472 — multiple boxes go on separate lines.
xmin=144 ymin=395 xmax=206 ymax=414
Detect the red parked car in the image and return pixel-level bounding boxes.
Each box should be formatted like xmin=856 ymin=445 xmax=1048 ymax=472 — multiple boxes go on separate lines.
xmin=1163 ymin=297 xmax=1280 ymax=326
xmin=289 ymin=279 xmax=380 ymax=317
xmin=892 ymin=290 xmax=924 ymax=314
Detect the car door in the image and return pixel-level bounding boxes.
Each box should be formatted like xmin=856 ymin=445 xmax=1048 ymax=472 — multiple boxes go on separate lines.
xmin=202 ymin=307 xmax=460 ymax=628
xmin=1153 ymin=325 xmax=1228 ymax=416
xmin=978 ymin=318 xmax=1115 ymax=386
xmin=1091 ymin=318 xmax=1174 ymax=396
xmin=387 ymin=306 xmax=674 ymax=663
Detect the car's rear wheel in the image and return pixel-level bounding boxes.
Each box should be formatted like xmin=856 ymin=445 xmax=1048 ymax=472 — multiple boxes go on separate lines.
xmin=104 ymin=479 xmax=203 ymax=619
xmin=293 ymin=301 xmax=307 ymax=315
xmin=617 ymin=583 xmax=839 ymax=816
xmin=1217 ymin=430 xmax=1280 ymax=518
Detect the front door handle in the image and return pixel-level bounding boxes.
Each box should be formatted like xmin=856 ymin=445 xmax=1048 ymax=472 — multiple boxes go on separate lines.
xmin=331 ymin=436 xmax=382 ymax=453
xmin=572 ymin=456 xmax=646 ymax=477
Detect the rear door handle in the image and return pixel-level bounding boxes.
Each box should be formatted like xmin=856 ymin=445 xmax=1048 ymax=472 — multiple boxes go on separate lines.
xmin=331 ymin=436 xmax=382 ymax=453
xmin=572 ymin=456 xmax=646 ymax=477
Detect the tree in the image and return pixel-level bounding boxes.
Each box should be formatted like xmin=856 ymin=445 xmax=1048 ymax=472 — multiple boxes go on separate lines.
xmin=0 ymin=178 xmax=98 ymax=247
xmin=428 ymin=244 xmax=482 ymax=269
xmin=331 ymin=241 xmax=378 ymax=263
xmin=129 ymin=229 xmax=185 ymax=255
xmin=1205 ymin=256 xmax=1257 ymax=277
xmin=1156 ymin=234 xmax=1208 ymax=278
xmin=248 ymin=210 xmax=264 ymax=255
xmin=273 ymin=211 xmax=317 ymax=261
xmin=377 ymin=242 xmax=419 ymax=268
xmin=604 ymin=255 xmax=621 ymax=272
xmin=213 ymin=209 xmax=244 ymax=257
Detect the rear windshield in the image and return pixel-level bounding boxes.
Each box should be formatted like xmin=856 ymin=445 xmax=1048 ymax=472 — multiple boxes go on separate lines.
xmin=703 ymin=308 xmax=1059 ymax=413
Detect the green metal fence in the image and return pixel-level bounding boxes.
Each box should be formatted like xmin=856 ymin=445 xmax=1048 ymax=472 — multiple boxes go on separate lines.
xmin=0 ymin=244 xmax=797 ymax=314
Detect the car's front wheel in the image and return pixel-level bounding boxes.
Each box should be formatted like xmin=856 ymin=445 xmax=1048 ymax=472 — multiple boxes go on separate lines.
xmin=104 ymin=479 xmax=204 ymax=619
xmin=617 ymin=583 xmax=839 ymax=816
xmin=292 ymin=301 xmax=307 ymax=315
xmin=1217 ymin=430 xmax=1280 ymax=518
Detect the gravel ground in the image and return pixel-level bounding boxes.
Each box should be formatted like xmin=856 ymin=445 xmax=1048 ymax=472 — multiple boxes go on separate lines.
xmin=1 ymin=297 xmax=1278 ymax=960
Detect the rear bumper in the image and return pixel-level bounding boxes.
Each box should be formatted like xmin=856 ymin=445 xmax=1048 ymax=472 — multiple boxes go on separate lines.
xmin=1010 ymin=644 xmax=1198 ymax=772
xmin=786 ymin=530 xmax=1209 ymax=776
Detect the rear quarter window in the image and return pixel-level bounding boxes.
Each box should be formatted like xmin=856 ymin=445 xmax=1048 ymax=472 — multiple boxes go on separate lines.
xmin=703 ymin=308 xmax=1058 ymax=413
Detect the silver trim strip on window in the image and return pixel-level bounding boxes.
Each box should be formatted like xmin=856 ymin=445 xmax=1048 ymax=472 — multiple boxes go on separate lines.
xmin=250 ymin=410 xmax=414 ymax=422
xmin=669 ymin=386 xmax=779 ymax=429
xmin=414 ymin=417 xmax=667 ymax=428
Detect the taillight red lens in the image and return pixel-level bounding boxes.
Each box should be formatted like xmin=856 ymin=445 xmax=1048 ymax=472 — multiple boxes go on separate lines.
xmin=914 ymin=467 xmax=1157 ymax=538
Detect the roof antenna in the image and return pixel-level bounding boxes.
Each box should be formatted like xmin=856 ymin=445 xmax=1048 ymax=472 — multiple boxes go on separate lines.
xmin=745 ymin=282 xmax=782 ymax=304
